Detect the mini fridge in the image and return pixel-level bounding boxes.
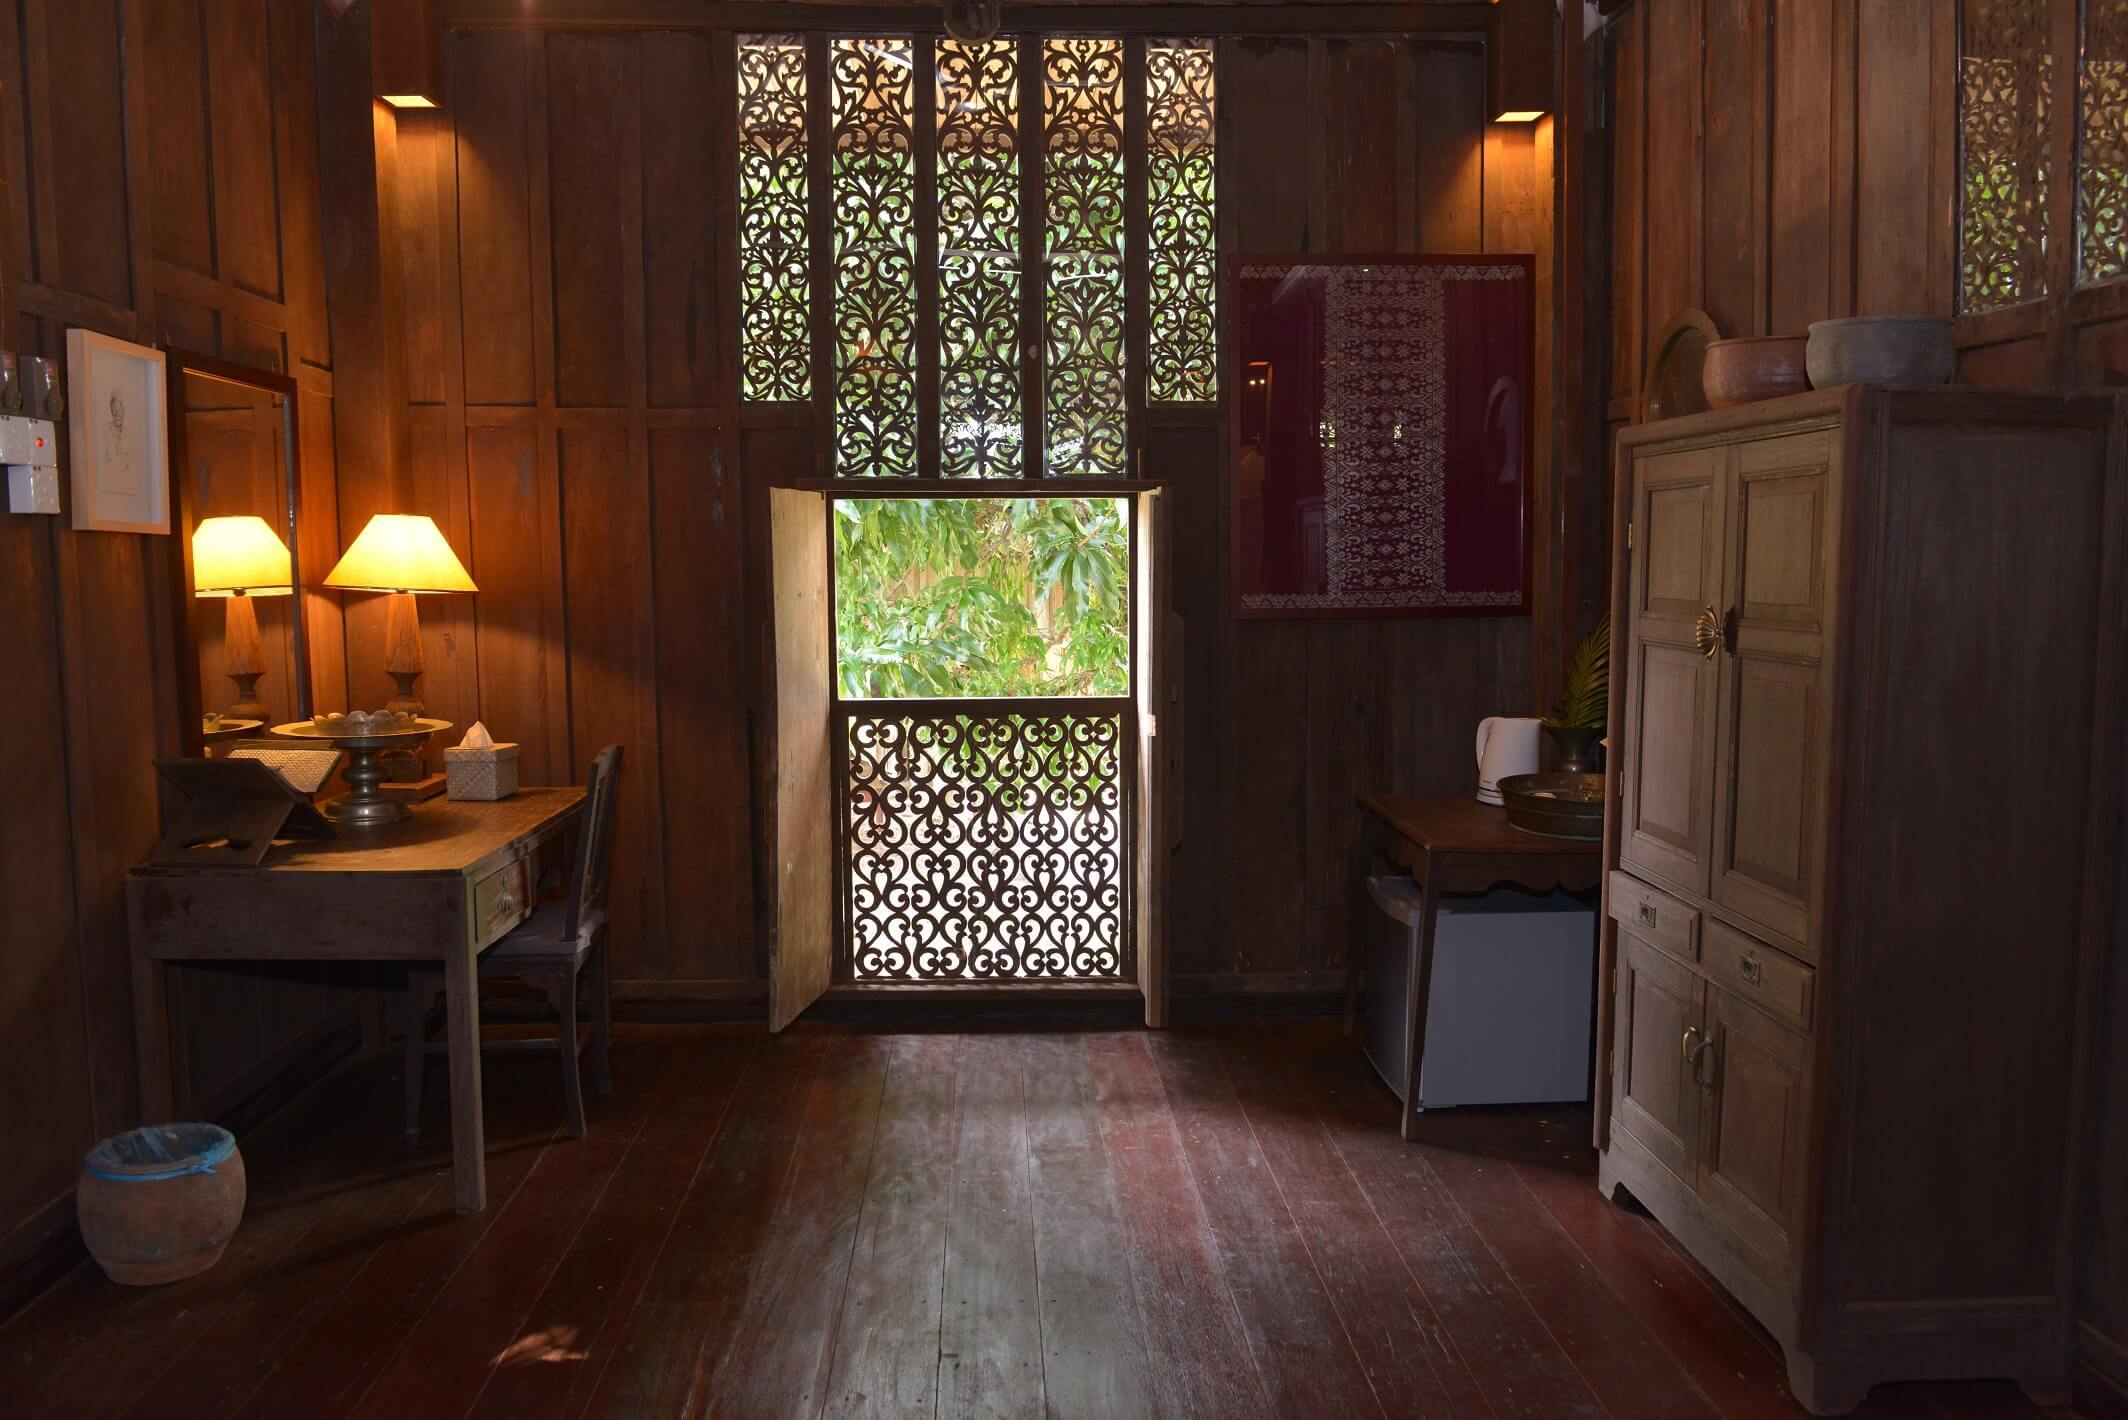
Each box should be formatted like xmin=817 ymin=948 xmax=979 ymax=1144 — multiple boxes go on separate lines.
xmin=1360 ymin=878 xmax=1595 ymax=1111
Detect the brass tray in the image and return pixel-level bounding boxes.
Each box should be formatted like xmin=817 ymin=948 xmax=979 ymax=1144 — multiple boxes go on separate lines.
xmin=1499 ymin=772 xmax=1605 ymax=840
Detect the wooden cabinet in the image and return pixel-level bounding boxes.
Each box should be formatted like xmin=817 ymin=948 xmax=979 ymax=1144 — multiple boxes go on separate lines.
xmin=1619 ymin=444 xmax=1724 ymax=897
xmin=1597 ymin=388 xmax=2124 ymax=1414
xmin=1612 ymin=930 xmax=1702 ymax=1182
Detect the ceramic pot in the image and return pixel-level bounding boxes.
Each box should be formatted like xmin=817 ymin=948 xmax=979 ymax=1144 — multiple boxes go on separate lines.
xmin=1545 ymin=724 xmax=1605 ymax=774
xmin=1701 ymin=336 xmax=1811 ymax=407
xmin=1806 ymin=316 xmax=1955 ymax=389
xmin=77 ymin=1124 xmax=246 ymax=1285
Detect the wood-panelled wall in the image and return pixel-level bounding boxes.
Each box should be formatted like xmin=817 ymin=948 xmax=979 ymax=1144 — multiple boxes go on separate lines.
xmin=1589 ymin=0 xmax=2128 ymax=1400
xmin=361 ymin=20 xmax=1555 ymax=1006
xmin=0 ymin=0 xmax=351 ymax=1305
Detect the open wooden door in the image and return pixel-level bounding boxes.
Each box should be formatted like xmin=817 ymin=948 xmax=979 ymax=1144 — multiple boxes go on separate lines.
xmin=1134 ymin=487 xmax=1179 ymax=1026
xmin=768 ymin=487 xmax=833 ymax=1031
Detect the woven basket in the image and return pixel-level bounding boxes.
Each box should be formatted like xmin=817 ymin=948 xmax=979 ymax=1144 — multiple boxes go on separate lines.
xmin=444 ymin=742 xmax=520 ymax=800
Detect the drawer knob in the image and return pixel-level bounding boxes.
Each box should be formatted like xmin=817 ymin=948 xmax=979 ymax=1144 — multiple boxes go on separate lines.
xmin=1739 ymin=951 xmax=1763 ymax=986
xmin=497 ymin=891 xmax=517 ymax=917
xmin=1638 ymin=902 xmax=1659 ymax=929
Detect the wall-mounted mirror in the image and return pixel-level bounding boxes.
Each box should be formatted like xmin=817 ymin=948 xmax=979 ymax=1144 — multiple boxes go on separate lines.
xmin=166 ymin=350 xmax=309 ymax=756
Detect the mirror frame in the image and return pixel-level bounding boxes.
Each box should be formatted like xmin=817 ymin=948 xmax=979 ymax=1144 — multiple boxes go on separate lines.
xmin=163 ymin=347 xmax=309 ymax=758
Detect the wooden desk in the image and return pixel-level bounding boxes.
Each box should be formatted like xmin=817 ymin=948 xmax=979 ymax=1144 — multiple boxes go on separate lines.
xmin=1351 ymin=794 xmax=1602 ymax=1139
xmin=127 ymin=788 xmax=586 ymax=1213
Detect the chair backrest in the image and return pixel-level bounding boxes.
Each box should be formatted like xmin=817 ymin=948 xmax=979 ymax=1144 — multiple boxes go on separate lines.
xmin=564 ymin=745 xmax=624 ymax=942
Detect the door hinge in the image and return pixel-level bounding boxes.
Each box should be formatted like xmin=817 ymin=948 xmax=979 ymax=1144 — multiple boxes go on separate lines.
xmin=1625 ymin=519 xmax=1634 ymax=551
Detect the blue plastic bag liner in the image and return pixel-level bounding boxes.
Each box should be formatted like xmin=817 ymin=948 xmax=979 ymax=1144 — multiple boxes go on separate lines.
xmin=83 ymin=1124 xmax=236 ymax=1182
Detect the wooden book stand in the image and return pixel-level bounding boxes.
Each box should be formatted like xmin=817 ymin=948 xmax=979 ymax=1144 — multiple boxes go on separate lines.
xmin=150 ymin=758 xmax=333 ymax=868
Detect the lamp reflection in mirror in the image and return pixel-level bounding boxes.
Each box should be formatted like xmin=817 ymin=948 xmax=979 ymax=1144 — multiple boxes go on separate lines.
xmin=323 ymin=513 xmax=476 ymax=716
xmin=192 ymin=514 xmax=293 ymax=722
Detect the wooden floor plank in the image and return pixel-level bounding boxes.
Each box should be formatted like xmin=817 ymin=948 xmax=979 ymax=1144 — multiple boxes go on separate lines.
xmin=1 ymin=1021 xmax=2100 ymax=1420
xmin=346 ymin=1089 xmax=658 ymax=1420
xmin=1213 ymin=1028 xmax=1486 ymax=1419
xmin=28 ymin=1060 xmax=409 ymax=1419
xmin=933 ymin=1034 xmax=1043 ymax=1420
xmin=696 ymin=1031 xmax=895 ymax=1418
xmin=1292 ymin=1027 xmax=1611 ymax=1420
xmin=466 ymin=1029 xmax=757 ymax=1420
xmin=820 ymin=1033 xmax=961 ymax=1420
xmin=1428 ymin=1146 xmax=1721 ymax=1420
xmin=1146 ymin=1031 xmax=1387 ymax=1419
xmin=1516 ymin=1156 xmax=1804 ymax=1420
xmin=229 ymin=1065 xmax=566 ymax=1418
xmin=577 ymin=1027 xmax=828 ymax=1417
xmin=1082 ymin=1031 xmax=1274 ymax=1420
xmin=1021 ymin=1032 xmax=1157 ymax=1420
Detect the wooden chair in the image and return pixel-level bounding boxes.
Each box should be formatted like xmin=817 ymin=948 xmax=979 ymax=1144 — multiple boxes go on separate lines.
xmin=404 ymin=745 xmax=623 ymax=1140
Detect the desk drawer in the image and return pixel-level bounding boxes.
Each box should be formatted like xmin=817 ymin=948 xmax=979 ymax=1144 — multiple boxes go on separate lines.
xmin=1704 ymin=919 xmax=1814 ymax=1032
xmin=1606 ymin=870 xmax=1699 ymax=963
xmin=471 ymin=857 xmax=532 ymax=949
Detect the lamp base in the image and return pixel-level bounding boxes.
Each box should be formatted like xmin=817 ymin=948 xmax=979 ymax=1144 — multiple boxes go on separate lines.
xmin=382 ymin=670 xmax=426 ymax=718
xmin=224 ymin=671 xmax=269 ymax=725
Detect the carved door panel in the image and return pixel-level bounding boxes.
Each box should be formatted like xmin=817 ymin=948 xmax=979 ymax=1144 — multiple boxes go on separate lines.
xmin=1620 ymin=445 xmax=1726 ymax=898
xmin=1700 ymin=983 xmax=1810 ymax=1270
xmin=1613 ymin=930 xmax=1705 ymax=1184
xmin=1711 ymin=431 xmax=1837 ymax=950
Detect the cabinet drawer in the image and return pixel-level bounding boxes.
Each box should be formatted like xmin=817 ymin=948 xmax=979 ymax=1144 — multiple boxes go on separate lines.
xmin=1607 ymin=870 xmax=1700 ymax=962
xmin=1704 ymin=920 xmax=1813 ymax=1031
xmin=471 ymin=857 xmax=532 ymax=950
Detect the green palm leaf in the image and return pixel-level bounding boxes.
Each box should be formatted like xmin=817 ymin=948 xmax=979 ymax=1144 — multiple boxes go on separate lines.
xmin=1544 ymin=613 xmax=1610 ymax=730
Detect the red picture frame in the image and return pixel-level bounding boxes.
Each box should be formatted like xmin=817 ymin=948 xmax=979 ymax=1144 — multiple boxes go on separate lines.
xmin=1227 ymin=253 xmax=1534 ymax=619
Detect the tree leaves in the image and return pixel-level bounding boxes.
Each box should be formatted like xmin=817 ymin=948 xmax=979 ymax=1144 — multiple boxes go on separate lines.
xmin=834 ymin=496 xmax=1130 ymax=699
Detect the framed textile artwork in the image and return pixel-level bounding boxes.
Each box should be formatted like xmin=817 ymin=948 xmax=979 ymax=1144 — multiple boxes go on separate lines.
xmin=1228 ymin=254 xmax=1533 ymax=617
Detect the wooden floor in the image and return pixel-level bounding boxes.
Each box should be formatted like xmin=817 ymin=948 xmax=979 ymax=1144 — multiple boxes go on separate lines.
xmin=0 ymin=1019 xmax=2092 ymax=1420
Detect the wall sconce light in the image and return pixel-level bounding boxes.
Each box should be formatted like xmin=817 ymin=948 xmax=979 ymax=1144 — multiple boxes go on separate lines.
xmin=372 ymin=0 xmax=445 ymax=112
xmin=1487 ymin=0 xmax=1555 ymax=124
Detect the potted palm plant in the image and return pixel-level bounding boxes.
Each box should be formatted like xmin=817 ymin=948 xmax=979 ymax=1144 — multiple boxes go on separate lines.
xmin=1542 ymin=614 xmax=1609 ymax=773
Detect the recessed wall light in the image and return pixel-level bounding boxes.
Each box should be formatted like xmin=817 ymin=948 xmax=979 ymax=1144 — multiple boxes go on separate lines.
xmin=1493 ymin=110 xmax=1545 ymax=123
xmin=382 ymin=94 xmax=437 ymax=110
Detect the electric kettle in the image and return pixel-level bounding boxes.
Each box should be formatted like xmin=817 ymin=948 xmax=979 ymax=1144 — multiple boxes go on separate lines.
xmin=1475 ymin=716 xmax=1542 ymax=806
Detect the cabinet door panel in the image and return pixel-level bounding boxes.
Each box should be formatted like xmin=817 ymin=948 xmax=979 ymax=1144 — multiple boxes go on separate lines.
xmin=1702 ymin=985 xmax=1809 ymax=1270
xmin=1713 ymin=434 xmax=1835 ymax=948
xmin=1620 ymin=446 xmax=1724 ymax=897
xmin=1613 ymin=930 xmax=1704 ymax=1184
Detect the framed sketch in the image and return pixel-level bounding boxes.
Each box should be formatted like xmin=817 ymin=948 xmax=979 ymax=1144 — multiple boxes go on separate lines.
xmin=1228 ymin=254 xmax=1533 ymax=618
xmin=66 ymin=328 xmax=170 ymax=534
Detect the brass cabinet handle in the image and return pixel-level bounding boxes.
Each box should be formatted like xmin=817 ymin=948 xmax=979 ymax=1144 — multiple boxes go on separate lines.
xmin=1739 ymin=951 xmax=1763 ymax=986
xmin=1681 ymin=1025 xmax=1701 ymax=1065
xmin=1686 ymin=1029 xmax=1717 ymax=1089
xmin=1694 ymin=605 xmax=1726 ymax=659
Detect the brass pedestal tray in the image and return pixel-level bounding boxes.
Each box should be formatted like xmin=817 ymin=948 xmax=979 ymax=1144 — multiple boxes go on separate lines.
xmin=271 ymin=715 xmax=452 ymax=827
xmin=1498 ymin=772 xmax=1606 ymax=840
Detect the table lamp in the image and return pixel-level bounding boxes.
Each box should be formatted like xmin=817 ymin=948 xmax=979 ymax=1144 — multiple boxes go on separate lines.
xmin=191 ymin=514 xmax=293 ymax=722
xmin=323 ymin=513 xmax=476 ymax=715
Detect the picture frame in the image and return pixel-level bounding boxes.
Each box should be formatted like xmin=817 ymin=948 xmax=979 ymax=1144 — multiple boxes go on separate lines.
xmin=1226 ymin=253 xmax=1534 ymax=619
xmin=65 ymin=328 xmax=170 ymax=534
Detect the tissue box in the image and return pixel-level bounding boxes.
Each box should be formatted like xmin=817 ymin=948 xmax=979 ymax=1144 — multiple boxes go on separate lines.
xmin=443 ymin=742 xmax=520 ymax=801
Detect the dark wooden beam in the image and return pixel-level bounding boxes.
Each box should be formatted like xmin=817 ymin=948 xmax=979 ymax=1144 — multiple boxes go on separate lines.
xmin=445 ymin=2 xmax=1493 ymax=37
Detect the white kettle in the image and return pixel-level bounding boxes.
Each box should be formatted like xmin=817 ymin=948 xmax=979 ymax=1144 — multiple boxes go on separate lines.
xmin=1475 ymin=716 xmax=1542 ymax=806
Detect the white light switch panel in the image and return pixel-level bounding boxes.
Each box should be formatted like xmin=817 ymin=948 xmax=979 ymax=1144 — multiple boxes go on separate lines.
xmin=7 ymin=463 xmax=59 ymax=514
xmin=0 ymin=414 xmax=56 ymax=466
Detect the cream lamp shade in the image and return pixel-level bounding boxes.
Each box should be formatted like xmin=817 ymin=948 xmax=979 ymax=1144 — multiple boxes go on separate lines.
xmin=323 ymin=513 xmax=476 ymax=594
xmin=191 ymin=515 xmax=293 ymax=597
